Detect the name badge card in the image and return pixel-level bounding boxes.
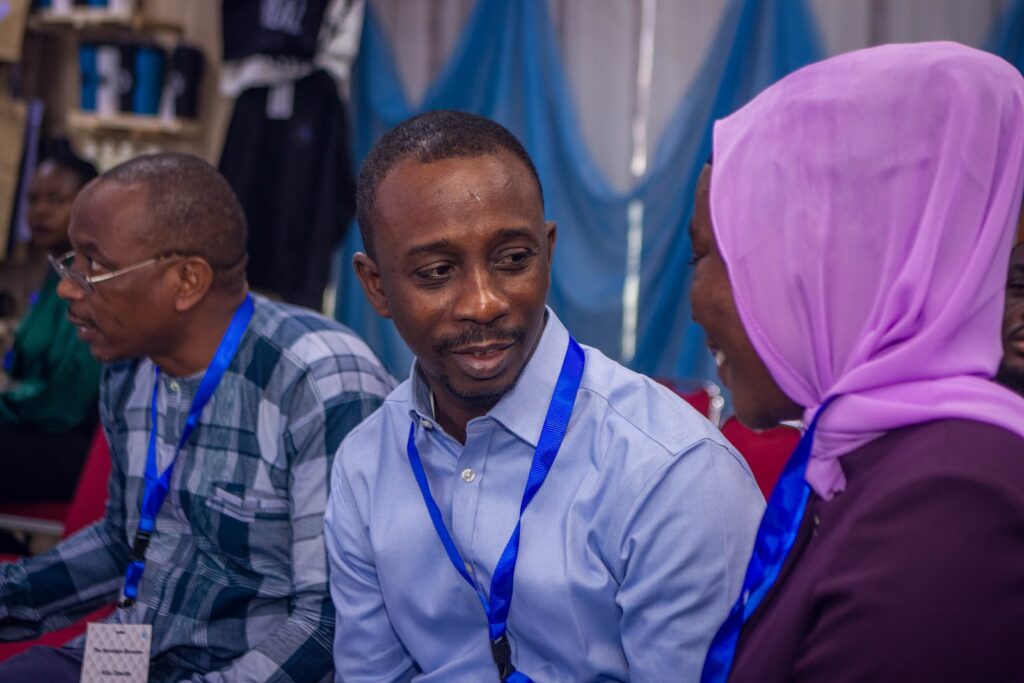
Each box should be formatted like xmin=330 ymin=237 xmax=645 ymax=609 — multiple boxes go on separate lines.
xmin=80 ymin=623 xmax=151 ymax=683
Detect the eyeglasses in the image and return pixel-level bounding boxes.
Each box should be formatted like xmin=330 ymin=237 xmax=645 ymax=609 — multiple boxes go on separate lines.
xmin=49 ymin=250 xmax=185 ymax=294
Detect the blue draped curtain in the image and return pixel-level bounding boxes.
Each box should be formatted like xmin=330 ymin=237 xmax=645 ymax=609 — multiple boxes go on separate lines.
xmin=989 ymin=0 xmax=1024 ymax=68
xmin=336 ymin=0 xmax=822 ymax=379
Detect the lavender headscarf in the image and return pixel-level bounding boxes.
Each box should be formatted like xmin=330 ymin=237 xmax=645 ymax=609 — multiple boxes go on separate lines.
xmin=710 ymin=42 xmax=1024 ymax=500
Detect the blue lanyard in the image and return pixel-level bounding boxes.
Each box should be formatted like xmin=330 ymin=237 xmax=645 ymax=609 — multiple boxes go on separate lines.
xmin=700 ymin=396 xmax=838 ymax=682
xmin=406 ymin=337 xmax=585 ymax=683
xmin=119 ymin=294 xmax=254 ymax=607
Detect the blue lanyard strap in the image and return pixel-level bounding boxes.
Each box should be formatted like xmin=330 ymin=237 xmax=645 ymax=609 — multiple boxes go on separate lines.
xmin=700 ymin=396 xmax=839 ymax=683
xmin=406 ymin=336 xmax=585 ymax=682
xmin=120 ymin=294 xmax=254 ymax=608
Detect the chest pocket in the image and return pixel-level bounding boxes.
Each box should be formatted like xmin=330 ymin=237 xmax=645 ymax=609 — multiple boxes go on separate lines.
xmin=196 ymin=483 xmax=292 ymax=574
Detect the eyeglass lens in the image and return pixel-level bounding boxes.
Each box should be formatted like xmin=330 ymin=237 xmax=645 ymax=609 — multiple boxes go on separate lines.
xmin=49 ymin=252 xmax=95 ymax=293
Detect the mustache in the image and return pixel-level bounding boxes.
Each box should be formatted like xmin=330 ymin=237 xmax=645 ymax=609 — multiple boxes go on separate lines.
xmin=432 ymin=324 xmax=527 ymax=354
xmin=67 ymin=305 xmax=95 ymax=325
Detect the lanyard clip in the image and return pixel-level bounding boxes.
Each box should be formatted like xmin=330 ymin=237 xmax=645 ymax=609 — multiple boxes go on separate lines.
xmin=119 ymin=558 xmax=146 ymax=609
xmin=490 ymin=634 xmax=516 ymax=681
xmin=131 ymin=529 xmax=152 ymax=561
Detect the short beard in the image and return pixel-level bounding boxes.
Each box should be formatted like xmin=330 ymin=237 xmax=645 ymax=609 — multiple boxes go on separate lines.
xmin=439 ymin=378 xmax=513 ymax=412
xmin=433 ymin=323 xmax=528 ymax=410
xmin=995 ymin=362 xmax=1024 ymax=397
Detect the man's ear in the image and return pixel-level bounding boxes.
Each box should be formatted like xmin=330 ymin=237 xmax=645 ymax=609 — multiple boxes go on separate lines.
xmin=353 ymin=252 xmax=392 ymax=318
xmin=173 ymin=257 xmax=214 ymax=313
xmin=545 ymin=221 xmax=557 ymax=266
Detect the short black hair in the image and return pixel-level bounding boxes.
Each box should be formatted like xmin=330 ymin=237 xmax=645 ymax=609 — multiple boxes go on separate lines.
xmin=38 ymin=138 xmax=98 ymax=189
xmin=356 ymin=110 xmax=544 ymax=260
xmin=100 ymin=153 xmax=248 ymax=291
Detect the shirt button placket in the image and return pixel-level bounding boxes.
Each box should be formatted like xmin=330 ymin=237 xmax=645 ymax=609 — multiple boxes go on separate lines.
xmin=451 ymin=424 xmax=490 ymax=576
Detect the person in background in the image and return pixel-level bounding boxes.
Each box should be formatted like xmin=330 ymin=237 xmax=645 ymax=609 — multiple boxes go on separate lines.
xmin=996 ymin=217 xmax=1024 ymax=396
xmin=325 ymin=110 xmax=764 ymax=682
xmin=690 ymin=42 xmax=1024 ymax=682
xmin=0 ymin=144 xmax=102 ymax=504
xmin=0 ymin=153 xmax=395 ymax=682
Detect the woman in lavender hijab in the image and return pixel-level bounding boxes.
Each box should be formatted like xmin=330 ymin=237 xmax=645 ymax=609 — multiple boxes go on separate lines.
xmin=689 ymin=42 xmax=1024 ymax=681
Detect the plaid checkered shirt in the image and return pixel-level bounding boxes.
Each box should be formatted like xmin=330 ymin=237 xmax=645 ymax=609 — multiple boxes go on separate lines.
xmin=0 ymin=295 xmax=396 ymax=682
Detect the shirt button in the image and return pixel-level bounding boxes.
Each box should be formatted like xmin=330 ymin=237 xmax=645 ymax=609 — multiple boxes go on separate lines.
xmin=420 ymin=418 xmax=434 ymax=430
xmin=461 ymin=468 xmax=476 ymax=483
xmin=168 ymin=380 xmax=180 ymax=392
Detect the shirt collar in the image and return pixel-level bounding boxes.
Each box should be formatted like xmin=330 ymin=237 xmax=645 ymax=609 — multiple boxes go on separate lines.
xmin=407 ymin=307 xmax=572 ymax=447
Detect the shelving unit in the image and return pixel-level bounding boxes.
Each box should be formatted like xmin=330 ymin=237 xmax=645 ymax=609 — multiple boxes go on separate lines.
xmin=1 ymin=0 xmax=221 ymax=286
xmin=14 ymin=1 xmax=219 ymax=171
xmin=67 ymin=109 xmax=198 ymax=139
xmin=27 ymin=7 xmax=181 ymax=35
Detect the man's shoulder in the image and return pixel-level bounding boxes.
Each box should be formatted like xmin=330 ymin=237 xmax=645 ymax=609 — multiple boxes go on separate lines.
xmin=335 ymin=378 xmax=411 ymax=449
xmin=251 ymin=296 xmax=380 ymax=365
xmin=573 ymin=346 xmax=762 ymax=525
xmin=577 ymin=343 xmax=731 ymax=457
xmin=246 ymin=295 xmax=395 ymax=397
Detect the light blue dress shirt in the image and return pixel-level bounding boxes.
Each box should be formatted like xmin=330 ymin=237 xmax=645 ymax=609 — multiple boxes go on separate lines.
xmin=325 ymin=310 xmax=764 ymax=682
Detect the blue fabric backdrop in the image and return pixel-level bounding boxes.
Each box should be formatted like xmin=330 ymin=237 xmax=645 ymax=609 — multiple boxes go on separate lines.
xmin=989 ymin=0 xmax=1024 ymax=68
xmin=335 ymin=0 xmax=822 ymax=380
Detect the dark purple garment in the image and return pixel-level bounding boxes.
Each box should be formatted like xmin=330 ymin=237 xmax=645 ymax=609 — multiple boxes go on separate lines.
xmin=729 ymin=419 xmax=1024 ymax=683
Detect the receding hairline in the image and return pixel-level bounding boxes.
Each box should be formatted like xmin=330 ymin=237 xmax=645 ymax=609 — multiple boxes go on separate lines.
xmin=356 ymin=111 xmax=544 ymax=260
xmin=367 ymin=148 xmax=544 ymax=251
xmin=79 ymin=175 xmax=156 ymax=234
xmin=86 ymin=154 xmax=249 ymax=278
xmin=76 ymin=175 xmax=151 ymax=214
xmin=380 ymin=147 xmax=543 ymax=202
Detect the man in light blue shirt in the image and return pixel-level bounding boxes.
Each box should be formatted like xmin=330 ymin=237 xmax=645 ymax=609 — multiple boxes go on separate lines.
xmin=325 ymin=110 xmax=764 ymax=682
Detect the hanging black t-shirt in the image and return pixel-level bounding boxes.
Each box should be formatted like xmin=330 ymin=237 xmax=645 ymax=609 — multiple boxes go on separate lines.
xmin=222 ymin=0 xmax=330 ymax=62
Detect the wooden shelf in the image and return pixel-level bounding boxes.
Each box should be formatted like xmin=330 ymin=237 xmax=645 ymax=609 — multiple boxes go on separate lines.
xmin=27 ymin=9 xmax=181 ymax=35
xmin=67 ymin=110 xmax=198 ymax=138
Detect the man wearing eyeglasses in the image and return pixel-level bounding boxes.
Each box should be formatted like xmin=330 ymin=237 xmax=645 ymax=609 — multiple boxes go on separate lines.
xmin=0 ymin=153 xmax=395 ymax=682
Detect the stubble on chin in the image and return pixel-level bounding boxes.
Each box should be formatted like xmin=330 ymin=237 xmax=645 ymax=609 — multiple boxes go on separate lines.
xmin=439 ymin=372 xmax=519 ymax=412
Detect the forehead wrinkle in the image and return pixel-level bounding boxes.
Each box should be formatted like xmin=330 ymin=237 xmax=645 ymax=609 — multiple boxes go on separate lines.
xmin=376 ymin=153 xmax=543 ymax=252
xmin=426 ymin=165 xmax=514 ymax=207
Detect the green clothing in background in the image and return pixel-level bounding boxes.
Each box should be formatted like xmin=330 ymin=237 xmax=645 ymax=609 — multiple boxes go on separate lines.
xmin=0 ymin=272 xmax=101 ymax=432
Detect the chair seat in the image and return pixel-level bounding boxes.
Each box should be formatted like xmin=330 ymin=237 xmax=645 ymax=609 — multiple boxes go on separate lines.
xmin=0 ymin=427 xmax=114 ymax=662
xmin=0 ymin=503 xmax=67 ymax=521
xmin=0 ymin=503 xmax=69 ymax=538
